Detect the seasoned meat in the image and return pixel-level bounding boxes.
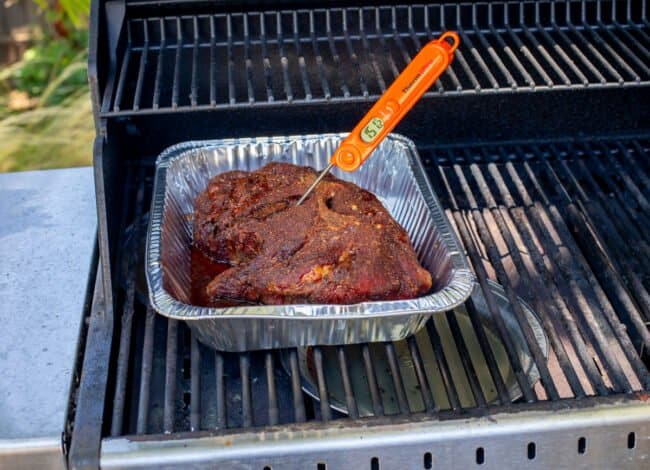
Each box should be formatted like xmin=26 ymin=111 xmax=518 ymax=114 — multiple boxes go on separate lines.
xmin=193 ymin=162 xmax=432 ymax=305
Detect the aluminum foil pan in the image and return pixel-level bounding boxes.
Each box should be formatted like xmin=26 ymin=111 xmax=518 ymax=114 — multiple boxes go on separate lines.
xmin=146 ymin=133 xmax=475 ymax=351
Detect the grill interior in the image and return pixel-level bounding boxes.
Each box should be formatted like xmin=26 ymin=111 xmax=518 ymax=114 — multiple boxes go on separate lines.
xmin=107 ymin=136 xmax=650 ymax=436
xmin=68 ymin=0 xmax=650 ymax=466
xmin=104 ymin=1 xmax=649 ymax=115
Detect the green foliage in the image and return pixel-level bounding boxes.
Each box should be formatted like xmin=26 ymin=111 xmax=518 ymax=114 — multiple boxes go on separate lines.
xmin=0 ymin=92 xmax=94 ymax=172
xmin=1 ymin=29 xmax=88 ymax=105
xmin=0 ymin=1 xmax=93 ymax=172
xmin=34 ymin=0 xmax=90 ymax=29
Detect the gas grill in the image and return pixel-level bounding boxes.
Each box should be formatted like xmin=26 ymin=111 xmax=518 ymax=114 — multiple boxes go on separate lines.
xmin=68 ymin=1 xmax=650 ymax=468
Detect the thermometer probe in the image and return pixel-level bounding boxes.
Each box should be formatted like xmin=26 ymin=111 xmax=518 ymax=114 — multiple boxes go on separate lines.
xmin=297 ymin=32 xmax=460 ymax=206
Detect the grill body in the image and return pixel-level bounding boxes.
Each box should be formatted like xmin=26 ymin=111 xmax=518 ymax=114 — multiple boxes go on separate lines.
xmin=69 ymin=1 xmax=650 ymax=468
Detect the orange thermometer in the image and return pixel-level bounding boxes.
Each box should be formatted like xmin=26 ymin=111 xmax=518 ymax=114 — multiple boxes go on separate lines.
xmin=297 ymin=32 xmax=460 ymax=205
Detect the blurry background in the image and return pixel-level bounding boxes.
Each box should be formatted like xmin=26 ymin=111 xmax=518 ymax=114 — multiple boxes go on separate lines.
xmin=0 ymin=0 xmax=92 ymax=172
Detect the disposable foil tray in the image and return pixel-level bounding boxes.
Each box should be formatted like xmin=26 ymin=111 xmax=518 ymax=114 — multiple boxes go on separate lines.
xmin=146 ymin=134 xmax=474 ymax=351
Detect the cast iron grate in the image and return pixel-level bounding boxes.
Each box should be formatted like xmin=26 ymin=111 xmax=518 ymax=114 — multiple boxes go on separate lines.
xmin=101 ymin=0 xmax=650 ymax=116
xmin=106 ymin=135 xmax=650 ymax=437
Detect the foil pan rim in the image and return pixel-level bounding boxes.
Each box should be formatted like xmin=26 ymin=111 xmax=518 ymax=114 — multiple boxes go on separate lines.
xmin=146 ymin=133 xmax=475 ymax=320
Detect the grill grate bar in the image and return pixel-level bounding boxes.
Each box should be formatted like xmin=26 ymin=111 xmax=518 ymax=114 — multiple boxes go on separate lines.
xmin=464 ymin=298 xmax=511 ymax=404
xmin=627 ymin=20 xmax=650 ymax=51
xmin=152 ymin=19 xmax=164 ymax=109
xmin=163 ymin=319 xmax=178 ymax=432
xmin=308 ymin=11 xmax=331 ymax=100
xmin=277 ymin=13 xmax=293 ymax=102
xmin=171 ymin=18 xmax=182 ymax=108
xmin=240 ymin=353 xmax=253 ymax=427
xmin=425 ymin=319 xmax=462 ymax=409
xmin=209 ymin=16 xmax=217 ymax=106
xmin=136 ymin=307 xmax=156 ymax=433
xmin=110 ymin=298 xmax=134 ymax=436
xmin=480 ymin=14 xmax=535 ymax=88
xmin=313 ymin=347 xmax=332 ymax=421
xmin=362 ymin=344 xmax=384 ymax=416
xmin=567 ymin=19 xmax=625 ymax=83
xmin=445 ymin=310 xmax=488 ymax=407
xmin=457 ymin=221 xmax=539 ymax=402
xmin=242 ymin=14 xmax=256 ymax=104
xmin=265 ymin=353 xmax=279 ymax=425
xmin=631 ymin=140 xmax=650 ymax=178
xmin=535 ymin=20 xmax=590 ymax=85
xmin=500 ymin=4 xmax=555 ymax=87
xmin=342 ymin=10 xmax=369 ymax=98
xmin=337 ymin=346 xmax=359 ymax=419
xmin=112 ymin=46 xmax=131 ymax=112
xmin=598 ymin=142 xmax=650 ymax=217
xmin=379 ymin=9 xmax=400 ymax=81
xmin=190 ymin=17 xmax=199 ymax=107
xmin=406 ymin=336 xmax=437 ymax=411
xmin=520 ymin=21 xmax=571 ymax=85
xmin=579 ymin=144 xmax=650 ymax=262
xmin=293 ymin=11 xmax=312 ymax=100
xmin=132 ymin=20 xmax=148 ymax=111
xmin=384 ymin=343 xmax=411 ymax=414
xmin=226 ymin=15 xmax=236 ymax=105
xmin=359 ymin=10 xmax=387 ymax=94
xmin=190 ymin=333 xmax=201 ymax=431
xmin=259 ymin=15 xmax=275 ymax=102
xmin=288 ymin=349 xmax=306 ymax=423
xmin=550 ymin=21 xmax=607 ymax=83
xmin=215 ymin=351 xmax=226 ymax=428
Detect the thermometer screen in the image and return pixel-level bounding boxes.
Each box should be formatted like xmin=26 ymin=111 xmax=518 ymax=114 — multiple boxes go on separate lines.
xmin=360 ymin=117 xmax=384 ymax=143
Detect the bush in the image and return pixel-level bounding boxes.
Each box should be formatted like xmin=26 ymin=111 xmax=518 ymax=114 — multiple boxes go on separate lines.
xmin=1 ymin=29 xmax=88 ymax=107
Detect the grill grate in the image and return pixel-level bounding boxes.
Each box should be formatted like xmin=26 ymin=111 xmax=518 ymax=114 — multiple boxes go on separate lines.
xmin=102 ymin=0 xmax=650 ymax=116
xmin=106 ymin=135 xmax=650 ymax=436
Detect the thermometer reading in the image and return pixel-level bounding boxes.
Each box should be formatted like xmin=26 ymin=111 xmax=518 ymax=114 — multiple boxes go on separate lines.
xmin=361 ymin=118 xmax=385 ymax=143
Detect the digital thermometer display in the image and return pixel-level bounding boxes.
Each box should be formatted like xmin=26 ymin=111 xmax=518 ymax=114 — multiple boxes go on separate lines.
xmin=360 ymin=117 xmax=385 ymax=143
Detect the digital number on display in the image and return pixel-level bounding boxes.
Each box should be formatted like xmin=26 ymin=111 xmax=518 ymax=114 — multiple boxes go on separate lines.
xmin=360 ymin=117 xmax=385 ymax=143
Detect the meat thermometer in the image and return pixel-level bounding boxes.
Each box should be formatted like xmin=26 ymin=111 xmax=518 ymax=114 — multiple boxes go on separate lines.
xmin=297 ymin=32 xmax=459 ymax=205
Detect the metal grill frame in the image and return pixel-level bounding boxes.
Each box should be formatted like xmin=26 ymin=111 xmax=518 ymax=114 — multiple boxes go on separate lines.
xmin=99 ymin=397 xmax=650 ymax=469
xmin=69 ymin=0 xmax=650 ymax=468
